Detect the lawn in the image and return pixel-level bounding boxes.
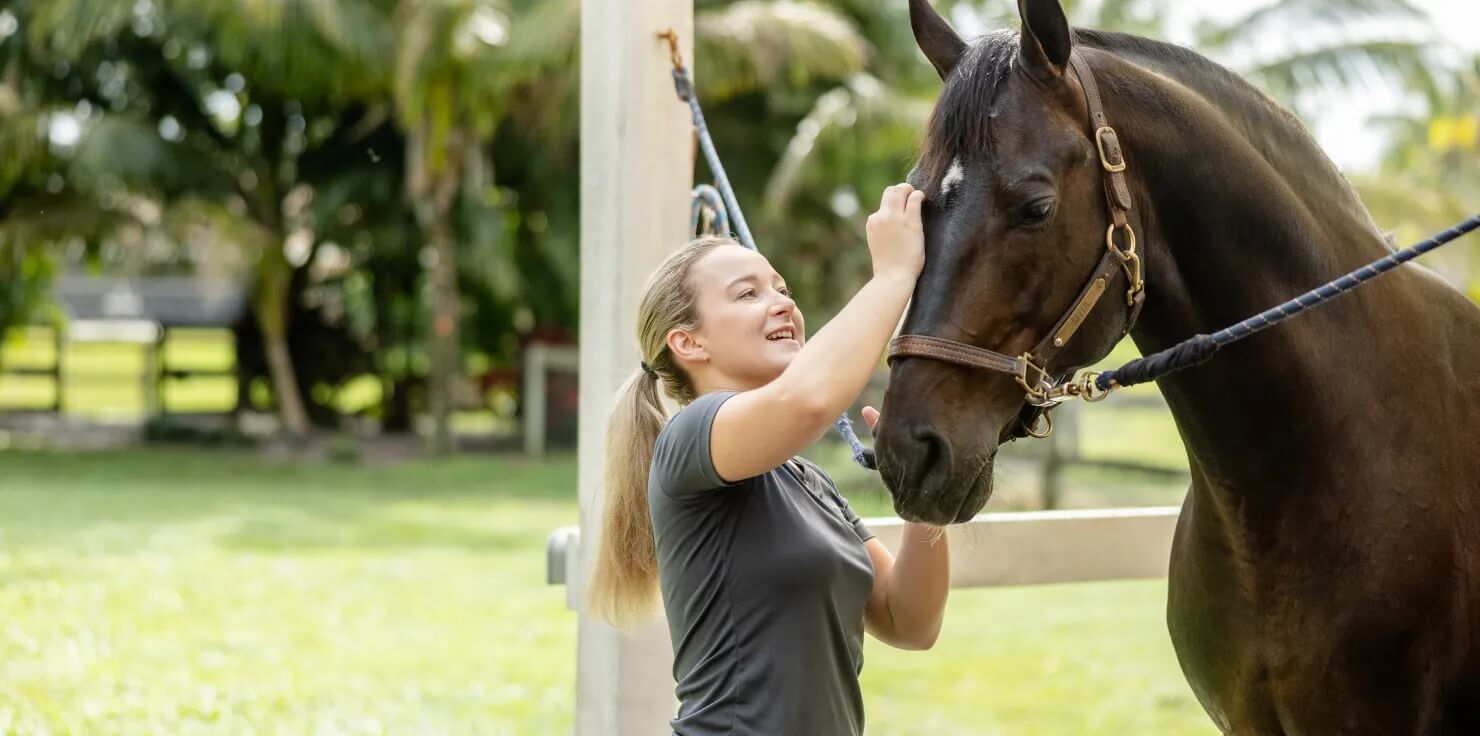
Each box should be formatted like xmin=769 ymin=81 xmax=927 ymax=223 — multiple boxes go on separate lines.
xmin=0 ymin=447 xmax=1214 ymax=735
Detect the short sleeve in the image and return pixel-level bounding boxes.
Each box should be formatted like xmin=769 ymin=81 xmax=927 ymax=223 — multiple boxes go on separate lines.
xmin=651 ymin=390 xmax=740 ymax=500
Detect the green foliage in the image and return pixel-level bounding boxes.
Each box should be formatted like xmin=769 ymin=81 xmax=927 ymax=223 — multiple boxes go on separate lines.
xmin=696 ymin=1 xmax=869 ymax=101
xmin=1353 ymin=53 xmax=1480 ymax=295
xmin=0 ymin=236 xmax=54 ymax=366
xmin=1 ymin=0 xmax=1472 ymax=428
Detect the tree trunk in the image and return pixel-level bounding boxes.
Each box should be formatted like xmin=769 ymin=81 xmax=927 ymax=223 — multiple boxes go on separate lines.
xmin=244 ymin=102 xmax=311 ymax=442
xmin=425 ymin=210 xmax=461 ymax=455
xmin=408 ymin=129 xmax=466 ymax=456
xmin=255 ymin=244 xmax=311 ymax=439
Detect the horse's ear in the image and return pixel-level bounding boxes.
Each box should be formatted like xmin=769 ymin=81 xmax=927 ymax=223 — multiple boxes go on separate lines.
xmin=1017 ymin=0 xmax=1072 ymax=82
xmin=909 ymin=0 xmax=966 ymax=81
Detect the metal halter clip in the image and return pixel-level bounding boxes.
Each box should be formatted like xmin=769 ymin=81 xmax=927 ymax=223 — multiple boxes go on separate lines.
xmin=1106 ymin=223 xmax=1143 ymax=305
xmin=1024 ymin=410 xmax=1054 ymax=439
xmin=1074 ymin=371 xmax=1114 ymax=402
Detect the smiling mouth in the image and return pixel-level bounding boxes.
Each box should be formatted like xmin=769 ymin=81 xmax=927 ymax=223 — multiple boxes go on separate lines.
xmin=765 ymin=327 xmax=796 ymax=342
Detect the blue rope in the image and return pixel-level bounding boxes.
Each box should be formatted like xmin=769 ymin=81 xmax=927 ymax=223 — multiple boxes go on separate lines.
xmin=671 ymin=65 xmax=877 ymax=469
xmin=1097 ymin=213 xmax=1480 ymax=391
xmin=689 ymin=184 xmax=730 ymax=238
xmin=672 ymin=69 xmax=756 ymax=251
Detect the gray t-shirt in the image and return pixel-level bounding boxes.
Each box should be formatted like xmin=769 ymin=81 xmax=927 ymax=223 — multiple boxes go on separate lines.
xmin=649 ymin=390 xmax=877 ymax=736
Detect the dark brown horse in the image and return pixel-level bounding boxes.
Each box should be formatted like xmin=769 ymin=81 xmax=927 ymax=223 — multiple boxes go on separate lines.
xmin=874 ymin=0 xmax=1480 ymax=732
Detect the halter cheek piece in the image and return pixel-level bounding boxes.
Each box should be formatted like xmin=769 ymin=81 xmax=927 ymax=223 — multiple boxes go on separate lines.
xmin=887 ymin=51 xmax=1144 ymax=440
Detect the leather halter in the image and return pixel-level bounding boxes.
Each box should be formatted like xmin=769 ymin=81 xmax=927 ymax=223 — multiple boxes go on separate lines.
xmin=886 ymin=50 xmax=1144 ymax=438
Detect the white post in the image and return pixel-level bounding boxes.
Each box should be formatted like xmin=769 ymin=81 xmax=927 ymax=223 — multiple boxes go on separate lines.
xmin=524 ymin=343 xmax=547 ymax=458
xmin=577 ymin=0 xmax=693 ymax=732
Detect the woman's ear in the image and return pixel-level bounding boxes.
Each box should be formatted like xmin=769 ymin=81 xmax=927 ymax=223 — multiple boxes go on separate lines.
xmin=667 ymin=328 xmax=708 ymax=365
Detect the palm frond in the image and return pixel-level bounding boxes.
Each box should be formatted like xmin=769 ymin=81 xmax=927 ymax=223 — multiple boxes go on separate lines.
xmin=1197 ymin=0 xmax=1429 ymax=51
xmin=163 ymin=0 xmax=396 ymax=103
xmin=1246 ymin=41 xmax=1441 ymax=111
xmin=695 ymin=0 xmax=869 ymax=102
xmin=67 ymin=115 xmax=235 ymax=198
xmin=24 ymin=0 xmax=135 ymax=60
xmin=394 ymin=0 xmax=511 ymax=141
xmin=0 ymin=112 xmax=47 ymax=203
xmin=762 ymin=73 xmax=929 ymax=219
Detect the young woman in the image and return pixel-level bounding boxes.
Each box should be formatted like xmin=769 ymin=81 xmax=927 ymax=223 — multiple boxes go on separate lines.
xmin=589 ymin=183 xmax=950 ymax=735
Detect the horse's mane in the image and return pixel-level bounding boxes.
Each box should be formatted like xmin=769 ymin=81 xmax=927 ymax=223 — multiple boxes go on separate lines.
xmin=920 ymin=27 xmax=1379 ymax=238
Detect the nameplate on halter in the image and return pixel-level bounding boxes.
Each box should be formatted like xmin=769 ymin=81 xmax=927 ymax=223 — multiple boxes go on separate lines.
xmin=1053 ymin=277 xmax=1108 ymax=347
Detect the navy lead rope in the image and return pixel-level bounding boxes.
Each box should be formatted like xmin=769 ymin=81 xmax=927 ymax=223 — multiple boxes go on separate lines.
xmin=1097 ymin=213 xmax=1480 ymax=391
xmin=668 ymin=55 xmax=878 ymax=469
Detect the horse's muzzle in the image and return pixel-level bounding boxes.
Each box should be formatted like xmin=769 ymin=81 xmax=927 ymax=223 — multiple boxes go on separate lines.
xmin=876 ymin=421 xmax=997 ymax=525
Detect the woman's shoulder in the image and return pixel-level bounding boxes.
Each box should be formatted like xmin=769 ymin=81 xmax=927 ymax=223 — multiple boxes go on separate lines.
xmin=650 ymin=390 xmax=744 ymax=501
xmin=655 ymin=390 xmax=738 ymax=451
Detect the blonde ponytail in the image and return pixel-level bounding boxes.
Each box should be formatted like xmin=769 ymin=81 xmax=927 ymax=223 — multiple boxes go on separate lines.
xmin=588 ymin=369 xmax=668 ymax=627
xmin=587 ymin=236 xmax=733 ymax=628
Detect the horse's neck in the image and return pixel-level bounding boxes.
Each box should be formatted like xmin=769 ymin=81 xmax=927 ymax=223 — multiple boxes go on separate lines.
xmin=1098 ymin=53 xmax=1417 ymax=495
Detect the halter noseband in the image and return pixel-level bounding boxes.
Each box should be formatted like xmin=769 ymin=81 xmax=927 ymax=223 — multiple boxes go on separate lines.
xmin=886 ymin=50 xmax=1143 ymax=439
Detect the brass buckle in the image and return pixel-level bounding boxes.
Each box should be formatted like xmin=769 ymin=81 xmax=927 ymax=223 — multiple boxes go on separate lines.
xmin=1106 ymin=223 xmax=1143 ymax=305
xmin=1015 ymin=354 xmax=1054 ymax=406
xmin=1095 ymin=126 xmax=1127 ymax=173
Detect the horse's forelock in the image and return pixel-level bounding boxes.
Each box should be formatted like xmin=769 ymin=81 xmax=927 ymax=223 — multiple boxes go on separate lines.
xmin=919 ymin=30 xmax=1017 ymax=194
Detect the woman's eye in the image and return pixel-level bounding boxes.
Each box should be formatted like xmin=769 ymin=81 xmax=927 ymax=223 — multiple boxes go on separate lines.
xmin=739 ymin=289 xmax=756 ymax=299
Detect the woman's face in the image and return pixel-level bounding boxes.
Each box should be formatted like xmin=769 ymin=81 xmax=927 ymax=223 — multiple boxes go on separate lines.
xmin=679 ymin=244 xmax=807 ymax=389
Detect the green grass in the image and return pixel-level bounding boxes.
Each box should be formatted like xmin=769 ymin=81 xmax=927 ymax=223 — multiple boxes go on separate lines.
xmin=0 ymin=448 xmax=1214 ymax=735
xmin=0 ymin=450 xmax=576 ymax=735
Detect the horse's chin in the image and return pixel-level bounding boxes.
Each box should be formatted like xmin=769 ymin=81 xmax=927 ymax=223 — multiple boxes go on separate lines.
xmin=890 ymin=453 xmax=995 ymax=526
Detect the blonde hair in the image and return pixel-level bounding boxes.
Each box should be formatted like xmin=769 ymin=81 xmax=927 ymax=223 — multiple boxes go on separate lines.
xmin=588 ymin=236 xmax=735 ymax=628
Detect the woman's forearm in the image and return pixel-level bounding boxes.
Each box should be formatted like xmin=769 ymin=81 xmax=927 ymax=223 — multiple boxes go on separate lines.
xmin=883 ymin=522 xmax=951 ymax=649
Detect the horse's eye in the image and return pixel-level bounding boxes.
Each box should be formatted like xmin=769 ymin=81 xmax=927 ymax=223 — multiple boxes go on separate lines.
xmin=1019 ymin=198 xmax=1055 ymax=227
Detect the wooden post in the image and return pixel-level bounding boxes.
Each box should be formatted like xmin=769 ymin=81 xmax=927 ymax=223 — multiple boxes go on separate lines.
xmin=577 ymin=0 xmax=693 ymax=732
xmin=52 ymin=324 xmax=64 ymax=413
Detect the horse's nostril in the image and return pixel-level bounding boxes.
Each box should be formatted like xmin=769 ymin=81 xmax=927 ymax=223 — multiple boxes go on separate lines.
xmin=909 ymin=426 xmax=943 ymax=471
xmin=899 ymin=425 xmax=952 ymax=498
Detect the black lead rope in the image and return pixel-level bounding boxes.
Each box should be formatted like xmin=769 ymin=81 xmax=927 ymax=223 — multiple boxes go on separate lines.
xmin=1098 ymin=214 xmax=1480 ymax=391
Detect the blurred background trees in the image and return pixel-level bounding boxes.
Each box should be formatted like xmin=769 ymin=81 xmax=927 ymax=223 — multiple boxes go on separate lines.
xmin=0 ymin=0 xmax=1472 ymax=447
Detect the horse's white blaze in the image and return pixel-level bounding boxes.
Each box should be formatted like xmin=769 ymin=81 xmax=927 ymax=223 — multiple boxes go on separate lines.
xmin=939 ymin=158 xmax=964 ymax=197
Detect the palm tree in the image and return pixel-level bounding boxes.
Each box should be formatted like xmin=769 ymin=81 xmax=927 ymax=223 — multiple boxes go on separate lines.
xmin=1195 ymin=0 xmax=1444 ymax=117
xmin=17 ymin=0 xmax=398 ymax=438
xmin=1354 ymin=54 xmax=1479 ymax=290
xmin=390 ymin=0 xmax=579 ymax=453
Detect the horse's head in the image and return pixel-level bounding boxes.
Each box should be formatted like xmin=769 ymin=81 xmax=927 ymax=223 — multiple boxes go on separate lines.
xmin=875 ymin=0 xmax=1142 ymax=524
